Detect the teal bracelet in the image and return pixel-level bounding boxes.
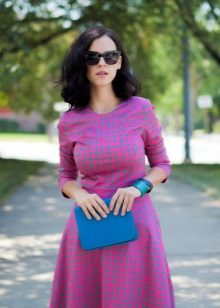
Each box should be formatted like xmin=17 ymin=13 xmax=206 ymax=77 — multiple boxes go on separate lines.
xmin=140 ymin=178 xmax=153 ymax=192
xmin=132 ymin=179 xmax=152 ymax=196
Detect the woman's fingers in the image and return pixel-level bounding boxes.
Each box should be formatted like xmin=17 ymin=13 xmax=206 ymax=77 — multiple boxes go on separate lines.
xmin=113 ymin=194 xmax=125 ymax=215
xmin=88 ymin=205 xmax=102 ymax=220
xmin=95 ymin=196 xmax=110 ymax=215
xmin=109 ymin=195 xmax=117 ymax=212
xmin=91 ymin=200 xmax=108 ymax=219
xmin=79 ymin=189 xmax=136 ymax=220
xmin=81 ymin=195 xmax=109 ymax=220
xmin=121 ymin=194 xmax=132 ymax=215
xmin=81 ymin=204 xmax=92 ymax=220
xmin=109 ymin=187 xmax=139 ymax=214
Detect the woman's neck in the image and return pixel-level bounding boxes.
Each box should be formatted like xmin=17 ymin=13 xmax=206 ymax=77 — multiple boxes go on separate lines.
xmin=89 ymin=86 xmax=120 ymax=112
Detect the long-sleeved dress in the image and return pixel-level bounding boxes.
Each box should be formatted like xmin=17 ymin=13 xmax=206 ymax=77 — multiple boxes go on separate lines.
xmin=49 ymin=95 xmax=175 ymax=308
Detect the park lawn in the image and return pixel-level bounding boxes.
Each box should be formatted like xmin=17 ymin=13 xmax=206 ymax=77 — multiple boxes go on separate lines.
xmin=171 ymin=163 xmax=220 ymax=200
xmin=0 ymin=158 xmax=45 ymax=205
xmin=0 ymin=133 xmax=48 ymax=141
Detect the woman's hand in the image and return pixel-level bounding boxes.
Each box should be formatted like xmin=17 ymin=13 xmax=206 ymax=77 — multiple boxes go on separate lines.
xmin=74 ymin=191 xmax=110 ymax=220
xmin=109 ymin=186 xmax=141 ymax=215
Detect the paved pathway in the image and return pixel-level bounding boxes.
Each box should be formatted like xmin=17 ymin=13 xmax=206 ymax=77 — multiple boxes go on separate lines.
xmin=1 ymin=133 xmax=220 ymax=164
xmin=0 ymin=163 xmax=220 ymax=307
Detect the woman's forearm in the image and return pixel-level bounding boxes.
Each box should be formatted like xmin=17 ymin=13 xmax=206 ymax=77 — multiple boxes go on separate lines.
xmin=144 ymin=167 xmax=167 ymax=186
xmin=62 ymin=167 xmax=167 ymax=199
xmin=62 ymin=180 xmax=88 ymax=200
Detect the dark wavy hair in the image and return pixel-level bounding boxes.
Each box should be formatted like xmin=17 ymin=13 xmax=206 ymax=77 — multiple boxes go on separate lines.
xmin=55 ymin=25 xmax=141 ymax=111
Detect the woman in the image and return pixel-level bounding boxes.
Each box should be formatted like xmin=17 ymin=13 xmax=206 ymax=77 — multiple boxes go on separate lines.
xmin=49 ymin=25 xmax=175 ymax=308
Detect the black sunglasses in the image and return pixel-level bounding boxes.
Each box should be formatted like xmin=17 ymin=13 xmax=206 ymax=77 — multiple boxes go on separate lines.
xmin=83 ymin=50 xmax=121 ymax=65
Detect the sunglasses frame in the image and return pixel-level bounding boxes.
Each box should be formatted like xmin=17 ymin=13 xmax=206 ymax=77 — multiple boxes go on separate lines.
xmin=83 ymin=50 xmax=121 ymax=65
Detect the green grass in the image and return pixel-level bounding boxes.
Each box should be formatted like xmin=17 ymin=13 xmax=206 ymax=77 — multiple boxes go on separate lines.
xmin=0 ymin=132 xmax=48 ymax=141
xmin=172 ymin=163 xmax=220 ymax=200
xmin=0 ymin=158 xmax=45 ymax=205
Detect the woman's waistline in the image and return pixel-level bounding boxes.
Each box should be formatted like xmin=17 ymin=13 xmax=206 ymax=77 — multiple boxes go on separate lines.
xmin=81 ymin=186 xmax=151 ymax=200
xmin=82 ymin=186 xmax=124 ymax=198
xmin=82 ymin=186 xmax=122 ymax=191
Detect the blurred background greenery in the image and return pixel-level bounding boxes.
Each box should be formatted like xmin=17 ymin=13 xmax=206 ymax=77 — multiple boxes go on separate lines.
xmin=0 ymin=0 xmax=219 ymax=129
xmin=0 ymin=0 xmax=219 ymax=203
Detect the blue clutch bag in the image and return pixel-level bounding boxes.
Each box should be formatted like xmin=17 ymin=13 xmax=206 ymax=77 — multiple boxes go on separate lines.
xmin=74 ymin=197 xmax=138 ymax=250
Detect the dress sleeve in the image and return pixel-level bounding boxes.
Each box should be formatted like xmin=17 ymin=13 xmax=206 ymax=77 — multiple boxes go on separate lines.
xmin=141 ymin=99 xmax=171 ymax=183
xmin=57 ymin=113 xmax=78 ymax=198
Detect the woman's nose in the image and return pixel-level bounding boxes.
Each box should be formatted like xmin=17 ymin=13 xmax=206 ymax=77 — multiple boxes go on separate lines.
xmin=98 ymin=56 xmax=106 ymax=65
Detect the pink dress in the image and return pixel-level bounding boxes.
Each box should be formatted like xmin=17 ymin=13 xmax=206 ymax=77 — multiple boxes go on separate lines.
xmin=49 ymin=96 xmax=175 ymax=308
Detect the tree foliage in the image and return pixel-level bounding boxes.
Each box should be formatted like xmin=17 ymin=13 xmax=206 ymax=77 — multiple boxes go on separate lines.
xmin=0 ymin=0 xmax=219 ymax=124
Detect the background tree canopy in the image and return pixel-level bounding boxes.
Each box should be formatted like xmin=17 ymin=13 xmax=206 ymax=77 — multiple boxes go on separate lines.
xmin=0 ymin=0 xmax=219 ymax=130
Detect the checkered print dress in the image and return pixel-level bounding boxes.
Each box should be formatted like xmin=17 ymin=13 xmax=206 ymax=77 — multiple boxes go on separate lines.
xmin=49 ymin=96 xmax=175 ymax=308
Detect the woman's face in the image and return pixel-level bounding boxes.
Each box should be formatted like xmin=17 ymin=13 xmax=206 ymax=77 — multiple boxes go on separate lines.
xmin=86 ymin=35 xmax=122 ymax=88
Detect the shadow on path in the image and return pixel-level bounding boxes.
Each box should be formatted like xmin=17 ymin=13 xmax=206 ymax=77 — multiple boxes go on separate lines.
xmin=0 ymin=163 xmax=73 ymax=308
xmin=153 ymin=179 xmax=220 ymax=308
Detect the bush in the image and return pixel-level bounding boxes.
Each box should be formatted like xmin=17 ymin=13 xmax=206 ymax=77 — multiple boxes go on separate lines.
xmin=0 ymin=119 xmax=20 ymax=132
xmin=37 ymin=122 xmax=46 ymax=134
xmin=0 ymin=119 xmax=46 ymax=134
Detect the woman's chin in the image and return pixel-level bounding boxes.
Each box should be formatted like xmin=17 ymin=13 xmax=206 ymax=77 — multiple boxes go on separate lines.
xmin=92 ymin=80 xmax=113 ymax=87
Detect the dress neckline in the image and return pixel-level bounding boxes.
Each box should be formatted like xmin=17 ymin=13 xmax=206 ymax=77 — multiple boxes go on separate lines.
xmin=85 ymin=99 xmax=127 ymax=116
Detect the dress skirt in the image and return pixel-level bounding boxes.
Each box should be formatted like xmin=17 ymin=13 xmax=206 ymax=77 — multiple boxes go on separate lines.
xmin=49 ymin=190 xmax=175 ymax=308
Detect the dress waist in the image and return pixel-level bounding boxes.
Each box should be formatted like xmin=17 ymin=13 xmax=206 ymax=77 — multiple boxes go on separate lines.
xmin=81 ymin=186 xmax=120 ymax=198
xmin=73 ymin=186 xmax=151 ymax=207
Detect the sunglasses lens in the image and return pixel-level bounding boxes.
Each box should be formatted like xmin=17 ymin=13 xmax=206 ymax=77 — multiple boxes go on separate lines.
xmin=84 ymin=51 xmax=120 ymax=65
xmin=84 ymin=53 xmax=99 ymax=65
xmin=104 ymin=52 xmax=119 ymax=64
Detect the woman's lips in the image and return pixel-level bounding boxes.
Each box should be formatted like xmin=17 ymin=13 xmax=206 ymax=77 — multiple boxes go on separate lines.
xmin=96 ymin=71 xmax=108 ymax=75
xmin=96 ymin=73 xmax=108 ymax=78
